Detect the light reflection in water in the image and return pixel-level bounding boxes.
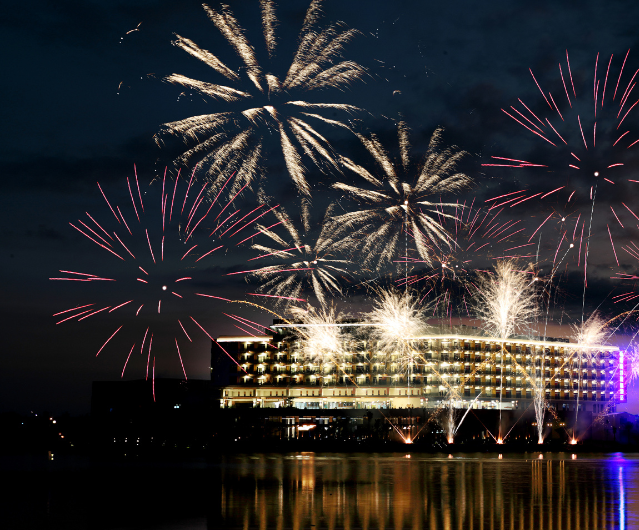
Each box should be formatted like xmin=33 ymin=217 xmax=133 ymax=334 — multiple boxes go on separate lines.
xmin=619 ymin=465 xmax=625 ymax=530
xmin=214 ymin=453 xmax=639 ymax=530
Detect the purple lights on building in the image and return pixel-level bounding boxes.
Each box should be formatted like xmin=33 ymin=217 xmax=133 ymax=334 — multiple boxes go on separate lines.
xmin=619 ymin=350 xmax=627 ymax=403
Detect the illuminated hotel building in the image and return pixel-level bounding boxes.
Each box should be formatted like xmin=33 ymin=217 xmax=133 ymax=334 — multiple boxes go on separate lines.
xmin=216 ymin=324 xmax=625 ymax=411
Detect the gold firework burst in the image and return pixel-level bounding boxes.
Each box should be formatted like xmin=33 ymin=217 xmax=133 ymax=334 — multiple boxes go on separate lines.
xmin=289 ymin=304 xmax=347 ymax=369
xmin=243 ymin=201 xmax=350 ymax=307
xmin=155 ymin=1 xmax=366 ymax=197
xmin=366 ymin=287 xmax=429 ymax=366
xmin=570 ymin=311 xmax=608 ymax=363
xmin=332 ymin=123 xmax=471 ymax=269
xmin=473 ymin=259 xmax=539 ymax=340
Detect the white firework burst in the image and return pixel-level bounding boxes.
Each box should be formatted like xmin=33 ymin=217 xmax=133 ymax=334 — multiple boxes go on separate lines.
xmin=289 ymin=304 xmax=346 ymax=370
xmin=332 ymin=123 xmax=470 ymax=270
xmin=366 ymin=288 xmax=429 ymax=377
xmin=155 ymin=0 xmax=366 ymax=197
xmin=243 ymin=201 xmax=350 ymax=307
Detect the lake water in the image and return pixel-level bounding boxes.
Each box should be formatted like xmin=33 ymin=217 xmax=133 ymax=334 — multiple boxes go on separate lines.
xmin=4 ymin=452 xmax=639 ymax=529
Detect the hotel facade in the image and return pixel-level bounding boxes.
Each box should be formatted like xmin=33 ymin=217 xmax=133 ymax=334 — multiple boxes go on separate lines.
xmin=216 ymin=324 xmax=625 ymax=412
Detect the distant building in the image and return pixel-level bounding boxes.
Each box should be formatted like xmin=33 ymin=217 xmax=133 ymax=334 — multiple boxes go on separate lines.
xmin=215 ymin=323 xmax=625 ymax=412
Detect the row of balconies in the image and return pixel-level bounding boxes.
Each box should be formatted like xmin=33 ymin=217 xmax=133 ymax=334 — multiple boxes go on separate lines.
xmin=241 ymin=362 xmax=615 ymax=382
xmin=284 ymin=345 xmax=614 ymax=357
xmin=246 ymin=374 xmax=616 ymax=392
xmin=241 ymin=354 xmax=616 ymax=372
xmin=232 ymin=377 xmax=618 ymax=401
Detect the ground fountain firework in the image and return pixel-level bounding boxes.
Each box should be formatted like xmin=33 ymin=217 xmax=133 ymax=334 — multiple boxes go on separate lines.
xmin=569 ymin=312 xmax=608 ymax=441
xmin=473 ymin=259 xmax=539 ymax=441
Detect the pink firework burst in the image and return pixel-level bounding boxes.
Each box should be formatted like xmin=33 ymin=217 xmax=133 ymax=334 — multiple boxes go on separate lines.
xmin=486 ymin=50 xmax=639 ymax=184
xmin=395 ymin=198 xmax=528 ymax=322
xmin=611 ymin=241 xmax=639 ymax=306
xmin=485 ymin=50 xmax=639 ymax=278
xmin=51 ymin=166 xmax=270 ymax=397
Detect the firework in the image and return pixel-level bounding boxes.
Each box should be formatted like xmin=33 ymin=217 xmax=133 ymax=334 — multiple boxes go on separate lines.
xmin=51 ymin=167 xmax=264 ymax=394
xmin=567 ymin=311 xmax=608 ymax=439
xmin=443 ymin=393 xmax=482 ymax=444
xmin=365 ymin=288 xmax=429 ymax=383
xmin=473 ymin=259 xmax=539 ymax=340
xmin=473 ymin=259 xmax=539 ymax=439
xmin=155 ymin=1 xmax=365 ymax=197
xmin=571 ymin=311 xmax=608 ymax=356
xmin=628 ymin=345 xmax=639 ymax=385
xmin=332 ymin=123 xmax=470 ymax=270
xmin=230 ymin=201 xmax=350 ymax=307
xmin=612 ymin=243 xmax=639 ymax=305
xmin=485 ymin=50 xmax=639 ymax=278
xmin=396 ymin=198 xmax=527 ymax=321
xmin=288 ymin=304 xmax=348 ymax=385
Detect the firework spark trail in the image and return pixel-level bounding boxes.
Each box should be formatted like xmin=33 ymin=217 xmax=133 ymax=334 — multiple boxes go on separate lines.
xmin=436 ymin=347 xmax=540 ymax=445
xmin=155 ymin=1 xmax=366 ymax=197
xmin=52 ymin=167 xmax=268 ymax=392
xmin=582 ymin=182 xmax=598 ymax=319
xmin=332 ymin=124 xmax=471 ymax=270
xmin=121 ymin=343 xmax=135 ymax=378
xmin=450 ymin=397 xmax=478 ymax=436
xmin=152 ymin=356 xmax=156 ymax=402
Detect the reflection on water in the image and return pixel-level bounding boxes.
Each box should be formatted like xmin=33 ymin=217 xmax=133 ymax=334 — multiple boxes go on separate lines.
xmin=5 ymin=453 xmax=638 ymax=529
xmin=215 ymin=453 xmax=639 ymax=530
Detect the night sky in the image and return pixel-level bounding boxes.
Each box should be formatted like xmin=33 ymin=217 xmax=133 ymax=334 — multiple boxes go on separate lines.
xmin=4 ymin=0 xmax=639 ymax=415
